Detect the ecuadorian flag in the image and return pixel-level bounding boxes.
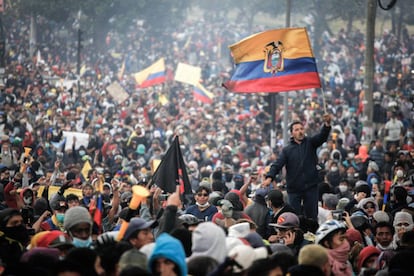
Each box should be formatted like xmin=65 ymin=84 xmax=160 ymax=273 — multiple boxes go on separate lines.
xmin=223 ymin=28 xmax=321 ymax=93
xmin=134 ymin=58 xmax=166 ymax=88
xmin=193 ymin=83 xmax=214 ymax=104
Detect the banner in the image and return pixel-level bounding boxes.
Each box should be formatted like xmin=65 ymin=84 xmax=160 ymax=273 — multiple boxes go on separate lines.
xmin=106 ymin=81 xmax=129 ymax=104
xmin=174 ymin=63 xmax=201 ymax=86
xmin=62 ymin=131 xmax=89 ymax=152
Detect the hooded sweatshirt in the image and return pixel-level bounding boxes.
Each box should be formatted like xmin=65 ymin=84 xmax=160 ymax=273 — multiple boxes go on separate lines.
xmin=148 ymin=233 xmax=187 ymax=276
xmin=188 ymin=221 xmax=227 ymax=264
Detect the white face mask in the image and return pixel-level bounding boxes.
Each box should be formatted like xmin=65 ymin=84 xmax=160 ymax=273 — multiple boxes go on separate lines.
xmin=396 ymin=170 xmax=404 ymax=178
xmin=339 ymin=185 xmax=348 ymax=193
xmin=395 ymin=224 xmax=414 ymax=233
xmin=23 ymin=196 xmax=33 ymax=205
xmin=330 ymin=166 xmax=338 ymax=172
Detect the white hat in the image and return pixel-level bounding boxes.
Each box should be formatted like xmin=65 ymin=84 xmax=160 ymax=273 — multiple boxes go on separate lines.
xmin=228 ymin=222 xmax=250 ymax=238
xmin=228 ymin=244 xmax=268 ymax=273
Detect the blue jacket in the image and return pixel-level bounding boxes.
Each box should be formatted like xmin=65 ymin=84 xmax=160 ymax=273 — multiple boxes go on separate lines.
xmin=267 ymin=124 xmax=331 ymax=193
xmin=148 ymin=233 xmax=187 ymax=276
xmin=185 ymin=204 xmax=217 ymax=221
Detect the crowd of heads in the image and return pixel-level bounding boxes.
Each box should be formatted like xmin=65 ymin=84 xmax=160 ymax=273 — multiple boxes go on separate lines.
xmin=0 ymin=6 xmax=414 ymax=276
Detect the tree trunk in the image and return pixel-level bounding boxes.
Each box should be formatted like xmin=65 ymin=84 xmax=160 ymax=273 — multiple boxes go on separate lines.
xmin=346 ymin=11 xmax=354 ymax=33
xmin=396 ymin=3 xmax=403 ymax=43
xmin=363 ymin=0 xmax=377 ymax=142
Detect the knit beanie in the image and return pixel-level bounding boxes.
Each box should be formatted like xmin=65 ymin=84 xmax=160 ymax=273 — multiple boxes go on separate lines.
xmin=373 ymin=211 xmax=390 ymax=223
xmin=357 ymin=246 xmax=380 ymax=272
xmin=63 ymin=206 xmax=92 ymax=231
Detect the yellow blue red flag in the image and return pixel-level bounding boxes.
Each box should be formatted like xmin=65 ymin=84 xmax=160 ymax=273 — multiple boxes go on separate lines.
xmin=193 ymin=83 xmax=214 ymax=104
xmin=223 ymin=28 xmax=321 ymax=93
xmin=134 ymin=58 xmax=166 ymax=88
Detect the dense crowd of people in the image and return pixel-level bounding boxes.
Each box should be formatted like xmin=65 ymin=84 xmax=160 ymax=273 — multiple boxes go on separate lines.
xmin=0 ymin=5 xmax=414 ymax=276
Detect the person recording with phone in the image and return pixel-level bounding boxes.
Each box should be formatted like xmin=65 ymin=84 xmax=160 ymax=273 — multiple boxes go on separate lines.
xmin=268 ymin=212 xmax=311 ymax=256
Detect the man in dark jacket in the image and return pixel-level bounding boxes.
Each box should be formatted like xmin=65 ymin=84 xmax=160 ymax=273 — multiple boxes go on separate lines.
xmin=263 ymin=114 xmax=331 ymax=220
xmin=0 ymin=208 xmax=29 ymax=275
xmin=244 ymin=188 xmax=270 ymax=238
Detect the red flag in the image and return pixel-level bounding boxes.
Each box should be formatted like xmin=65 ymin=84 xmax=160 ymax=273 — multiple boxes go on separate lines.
xmin=151 ymin=136 xmax=191 ymax=195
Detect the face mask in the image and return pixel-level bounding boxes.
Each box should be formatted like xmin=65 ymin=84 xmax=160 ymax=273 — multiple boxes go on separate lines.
xmin=196 ymin=202 xmax=210 ymax=208
xmin=371 ymin=192 xmax=377 ymax=197
xmin=232 ymin=158 xmax=240 ymax=164
xmin=339 ymin=185 xmax=348 ymax=193
xmin=348 ymin=153 xmax=355 ymax=159
xmin=72 ymin=237 xmax=92 ymax=248
xmin=330 ymin=166 xmax=338 ymax=172
xmin=56 ymin=213 xmax=65 ymax=224
xmin=23 ymin=196 xmax=33 ymax=205
xmin=396 ymin=170 xmax=404 ymax=178
xmin=3 ymin=225 xmax=30 ymax=245
xmin=377 ymin=243 xmax=394 ymax=251
xmin=79 ymin=150 xmax=86 ymax=156
xmin=225 ymin=173 xmax=233 ymax=182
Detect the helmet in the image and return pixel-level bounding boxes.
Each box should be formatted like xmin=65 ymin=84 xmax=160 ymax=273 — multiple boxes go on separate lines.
xmin=178 ymin=214 xmax=201 ymax=226
xmin=315 ymin=219 xmax=347 ymax=245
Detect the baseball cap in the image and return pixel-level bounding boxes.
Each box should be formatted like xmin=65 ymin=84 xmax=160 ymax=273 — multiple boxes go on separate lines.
xmin=269 ymin=212 xmax=299 ymax=229
xmin=52 ymin=200 xmax=68 ymax=211
xmin=123 ymin=218 xmax=156 ymax=240
xmin=36 ymin=230 xmax=73 ymax=249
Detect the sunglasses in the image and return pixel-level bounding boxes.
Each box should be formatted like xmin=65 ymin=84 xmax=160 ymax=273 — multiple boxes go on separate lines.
xmin=197 ymin=193 xmax=209 ymax=197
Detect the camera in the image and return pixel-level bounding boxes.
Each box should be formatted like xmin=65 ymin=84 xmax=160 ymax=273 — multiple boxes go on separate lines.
xmin=332 ymin=210 xmax=345 ymax=221
xmin=158 ymin=194 xmax=169 ymax=201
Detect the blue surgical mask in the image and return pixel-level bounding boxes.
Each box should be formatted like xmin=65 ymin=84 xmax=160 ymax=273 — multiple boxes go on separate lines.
xmin=56 ymin=213 xmax=65 ymax=224
xmin=72 ymin=237 xmax=92 ymax=248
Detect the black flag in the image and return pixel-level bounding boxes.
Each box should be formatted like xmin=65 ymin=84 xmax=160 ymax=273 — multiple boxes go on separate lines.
xmin=151 ymin=136 xmax=191 ymax=195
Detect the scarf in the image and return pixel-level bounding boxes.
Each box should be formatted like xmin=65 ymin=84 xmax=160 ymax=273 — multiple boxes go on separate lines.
xmin=327 ymin=241 xmax=353 ymax=276
xmin=196 ymin=202 xmax=210 ymax=210
xmin=376 ymin=243 xmax=395 ymax=251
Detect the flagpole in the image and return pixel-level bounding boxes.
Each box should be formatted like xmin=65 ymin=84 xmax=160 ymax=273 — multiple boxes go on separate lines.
xmin=321 ymin=87 xmax=328 ymax=114
xmin=282 ymin=0 xmax=291 ymax=146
